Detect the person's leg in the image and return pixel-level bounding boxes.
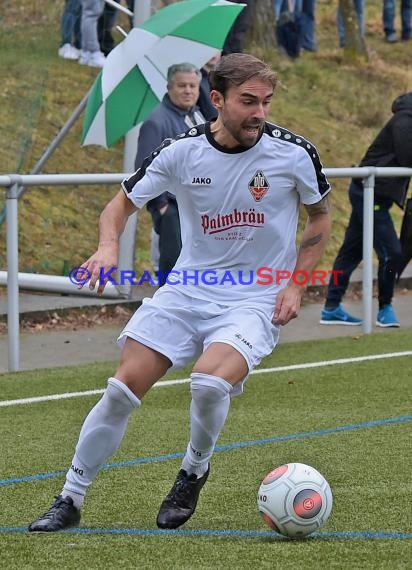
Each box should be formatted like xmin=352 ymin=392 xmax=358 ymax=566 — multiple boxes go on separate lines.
xmin=73 ymin=0 xmax=82 ymax=49
xmin=373 ymin=205 xmax=403 ymax=310
xmin=81 ymin=0 xmax=102 ymax=51
xmin=336 ymin=3 xmax=345 ymax=46
xmin=29 ymin=286 xmax=202 ymax=532
xmin=28 ymin=339 xmax=171 ymax=532
xmin=401 ymin=0 xmax=412 ymax=39
xmin=158 ymin=202 xmax=182 ymax=285
xmin=300 ymin=0 xmax=317 ymax=51
xmin=383 ymin=0 xmax=396 ymax=38
xmin=97 ymin=0 xmax=118 ymax=55
xmin=156 ymin=343 xmax=247 ymax=529
xmin=354 ymin=0 xmax=365 ymax=35
xmin=61 ymin=0 xmax=76 ymax=45
xmin=324 ymin=182 xmax=363 ymax=309
xmin=157 ymin=305 xmax=277 ymax=529
xmin=59 ymin=0 xmax=82 ymax=58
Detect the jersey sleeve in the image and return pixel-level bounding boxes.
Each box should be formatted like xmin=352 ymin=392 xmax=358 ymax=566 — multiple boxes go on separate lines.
xmin=121 ymin=139 xmax=176 ymax=208
xmin=294 ymin=144 xmax=331 ymax=205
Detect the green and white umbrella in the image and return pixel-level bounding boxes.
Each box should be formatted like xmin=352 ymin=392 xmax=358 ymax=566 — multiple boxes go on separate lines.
xmin=82 ymin=0 xmax=245 ymax=148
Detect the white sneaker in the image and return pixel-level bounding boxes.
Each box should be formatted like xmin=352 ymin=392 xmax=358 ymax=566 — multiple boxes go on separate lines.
xmin=58 ymin=43 xmax=80 ymax=60
xmin=79 ymin=50 xmax=105 ymax=68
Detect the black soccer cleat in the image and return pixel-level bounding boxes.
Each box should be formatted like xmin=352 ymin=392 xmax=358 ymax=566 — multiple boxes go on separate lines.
xmin=156 ymin=466 xmax=210 ymax=529
xmin=28 ymin=495 xmax=81 ymax=532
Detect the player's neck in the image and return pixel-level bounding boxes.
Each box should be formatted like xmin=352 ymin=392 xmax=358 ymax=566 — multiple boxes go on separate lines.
xmin=209 ymin=118 xmax=241 ymax=149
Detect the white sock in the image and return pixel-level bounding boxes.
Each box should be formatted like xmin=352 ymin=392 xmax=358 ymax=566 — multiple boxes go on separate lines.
xmin=62 ymin=377 xmax=140 ymax=507
xmin=181 ymin=373 xmax=232 ymax=478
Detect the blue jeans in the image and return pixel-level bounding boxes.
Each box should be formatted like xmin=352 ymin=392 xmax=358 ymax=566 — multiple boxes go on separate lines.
xmin=383 ymin=0 xmax=412 ymax=38
xmin=336 ymin=0 xmax=364 ymax=46
xmin=325 ymin=182 xmax=402 ymax=309
xmin=61 ymin=0 xmax=82 ymax=48
xmin=273 ymin=0 xmax=317 ymax=51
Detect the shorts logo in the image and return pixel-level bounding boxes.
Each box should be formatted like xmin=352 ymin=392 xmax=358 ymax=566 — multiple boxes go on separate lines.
xmin=249 ymin=170 xmax=269 ymax=202
xmin=235 ymin=333 xmax=253 ymax=350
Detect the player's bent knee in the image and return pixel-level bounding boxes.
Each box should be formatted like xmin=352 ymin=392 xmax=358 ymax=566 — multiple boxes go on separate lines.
xmin=190 ymin=372 xmax=233 ymax=405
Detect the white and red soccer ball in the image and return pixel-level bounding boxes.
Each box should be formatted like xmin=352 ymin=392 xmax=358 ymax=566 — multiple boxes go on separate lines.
xmin=257 ymin=462 xmax=333 ymax=538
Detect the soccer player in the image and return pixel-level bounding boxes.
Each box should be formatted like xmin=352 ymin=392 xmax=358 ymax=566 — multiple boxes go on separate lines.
xmin=28 ymin=53 xmax=332 ymax=532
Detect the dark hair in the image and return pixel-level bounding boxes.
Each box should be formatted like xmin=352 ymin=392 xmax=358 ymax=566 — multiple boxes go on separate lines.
xmin=208 ymin=53 xmax=278 ymax=97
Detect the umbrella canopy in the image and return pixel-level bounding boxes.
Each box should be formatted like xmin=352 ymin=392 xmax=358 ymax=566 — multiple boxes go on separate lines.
xmin=82 ymin=0 xmax=246 ymax=148
xmin=397 ymin=197 xmax=412 ymax=280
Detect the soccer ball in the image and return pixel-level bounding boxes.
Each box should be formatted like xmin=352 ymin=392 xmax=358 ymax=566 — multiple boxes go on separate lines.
xmin=257 ymin=462 xmax=333 ymax=539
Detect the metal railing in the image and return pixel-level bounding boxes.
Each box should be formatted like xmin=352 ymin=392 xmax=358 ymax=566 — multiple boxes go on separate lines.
xmin=1 ymin=167 xmax=412 ymax=372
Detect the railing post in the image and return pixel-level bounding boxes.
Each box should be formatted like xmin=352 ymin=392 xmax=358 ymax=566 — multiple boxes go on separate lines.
xmin=6 ymin=180 xmax=21 ymax=372
xmin=117 ymin=1 xmax=151 ymax=298
xmin=362 ymin=173 xmax=375 ymax=334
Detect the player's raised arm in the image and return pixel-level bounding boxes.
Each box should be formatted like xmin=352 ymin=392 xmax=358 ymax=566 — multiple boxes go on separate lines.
xmin=80 ymin=190 xmax=138 ymax=296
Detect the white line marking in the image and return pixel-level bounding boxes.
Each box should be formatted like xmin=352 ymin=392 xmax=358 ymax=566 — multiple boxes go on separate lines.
xmin=1 ymin=351 xmax=411 ymax=408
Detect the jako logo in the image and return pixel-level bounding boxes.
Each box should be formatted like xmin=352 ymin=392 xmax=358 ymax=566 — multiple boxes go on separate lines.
xmin=71 ymin=464 xmax=84 ymax=476
xmin=191 ymin=177 xmax=212 ymax=184
xmin=235 ymin=333 xmax=253 ymax=349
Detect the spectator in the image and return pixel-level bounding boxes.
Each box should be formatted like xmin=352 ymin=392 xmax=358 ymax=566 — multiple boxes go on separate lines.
xmin=383 ymin=0 xmax=412 ymax=42
xmin=58 ymin=0 xmax=82 ymax=60
xmin=134 ymin=63 xmax=205 ymax=285
xmin=273 ymin=0 xmax=317 ymax=55
xmin=336 ymin=0 xmax=364 ymax=48
xmin=222 ymin=0 xmax=251 ymax=54
xmin=320 ymin=92 xmax=412 ymax=328
xmin=28 ymin=53 xmax=331 ymax=534
xmin=79 ymin=0 xmax=106 ymax=68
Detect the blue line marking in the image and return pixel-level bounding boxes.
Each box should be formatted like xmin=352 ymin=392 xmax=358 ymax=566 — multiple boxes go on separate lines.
xmin=0 ymin=527 xmax=411 ymax=540
xmin=1 ymin=414 xmax=411 ymax=488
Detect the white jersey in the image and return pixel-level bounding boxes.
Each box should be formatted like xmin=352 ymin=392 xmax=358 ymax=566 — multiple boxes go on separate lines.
xmin=122 ymin=122 xmax=331 ymax=306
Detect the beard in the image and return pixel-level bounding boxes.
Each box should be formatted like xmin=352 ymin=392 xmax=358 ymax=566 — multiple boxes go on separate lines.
xmin=222 ymin=116 xmax=264 ymax=148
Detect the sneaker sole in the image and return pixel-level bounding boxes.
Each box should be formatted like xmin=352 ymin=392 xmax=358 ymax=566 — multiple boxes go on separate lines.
xmin=375 ymin=321 xmax=400 ymax=328
xmin=319 ymin=320 xmax=362 ymax=326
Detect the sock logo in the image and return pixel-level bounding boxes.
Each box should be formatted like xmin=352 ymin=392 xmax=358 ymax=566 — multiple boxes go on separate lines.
xmin=190 ymin=443 xmax=202 ymax=457
xmin=71 ymin=464 xmax=84 ymax=476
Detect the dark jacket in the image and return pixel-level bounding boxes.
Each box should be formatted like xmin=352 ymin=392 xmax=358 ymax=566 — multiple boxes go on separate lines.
xmin=358 ymin=92 xmax=412 ymax=209
xmin=197 ymin=67 xmax=217 ymax=121
xmin=134 ymin=93 xmax=205 ymax=213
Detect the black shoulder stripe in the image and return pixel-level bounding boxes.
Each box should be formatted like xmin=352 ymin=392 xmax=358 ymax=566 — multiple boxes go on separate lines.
xmin=122 ymin=137 xmax=175 ymax=194
xmin=122 ymin=124 xmax=207 ymax=194
xmin=265 ymin=122 xmax=331 ymax=196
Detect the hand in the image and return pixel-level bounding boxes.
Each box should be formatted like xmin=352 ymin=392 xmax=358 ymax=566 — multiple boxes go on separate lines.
xmin=78 ymin=242 xmax=119 ymax=296
xmin=272 ymin=284 xmax=304 ymax=326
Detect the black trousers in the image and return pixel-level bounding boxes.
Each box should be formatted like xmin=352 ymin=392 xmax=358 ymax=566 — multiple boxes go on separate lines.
xmin=325 ymin=181 xmax=402 ymax=309
xmin=151 ymin=202 xmax=182 ymax=286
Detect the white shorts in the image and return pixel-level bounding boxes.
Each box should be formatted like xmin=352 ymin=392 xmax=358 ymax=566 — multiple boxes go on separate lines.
xmin=118 ymin=285 xmax=279 ymax=392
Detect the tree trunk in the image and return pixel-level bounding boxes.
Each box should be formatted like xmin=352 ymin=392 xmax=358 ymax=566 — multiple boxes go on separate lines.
xmin=247 ymin=0 xmax=277 ymax=50
xmin=339 ymin=0 xmax=368 ymax=62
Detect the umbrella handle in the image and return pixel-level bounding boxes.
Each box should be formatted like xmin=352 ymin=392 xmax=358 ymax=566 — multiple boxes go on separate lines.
xmin=103 ymin=0 xmax=133 ymax=18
